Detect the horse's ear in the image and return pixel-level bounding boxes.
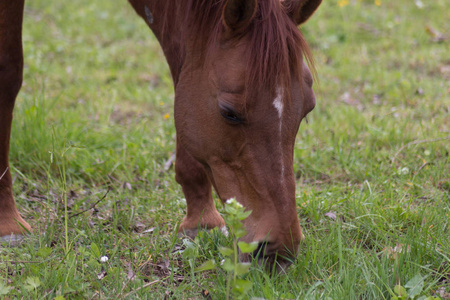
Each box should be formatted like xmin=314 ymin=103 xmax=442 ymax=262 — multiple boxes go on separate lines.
xmin=282 ymin=0 xmax=322 ymax=25
xmin=222 ymin=0 xmax=258 ymax=36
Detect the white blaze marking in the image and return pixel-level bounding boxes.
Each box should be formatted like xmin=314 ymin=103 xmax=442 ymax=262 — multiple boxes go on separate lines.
xmin=273 ymin=88 xmax=284 ymax=118
xmin=273 ymin=88 xmax=285 ymax=180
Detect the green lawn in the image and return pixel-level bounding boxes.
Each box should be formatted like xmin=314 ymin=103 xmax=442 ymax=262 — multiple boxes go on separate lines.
xmin=1 ymin=0 xmax=449 ymax=299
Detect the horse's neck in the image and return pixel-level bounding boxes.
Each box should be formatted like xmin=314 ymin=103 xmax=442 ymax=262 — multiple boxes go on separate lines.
xmin=128 ymin=0 xmax=187 ymax=84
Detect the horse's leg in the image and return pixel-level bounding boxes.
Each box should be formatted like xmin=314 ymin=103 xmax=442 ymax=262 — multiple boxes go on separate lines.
xmin=175 ymin=141 xmax=225 ymax=238
xmin=0 ymin=0 xmax=31 ymax=241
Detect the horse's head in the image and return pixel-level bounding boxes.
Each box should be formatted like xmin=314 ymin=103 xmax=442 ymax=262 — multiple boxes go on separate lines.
xmin=174 ymin=0 xmax=321 ymax=270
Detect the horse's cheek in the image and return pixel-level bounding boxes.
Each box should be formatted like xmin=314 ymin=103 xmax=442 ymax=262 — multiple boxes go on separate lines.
xmin=174 ymin=98 xmax=214 ymax=158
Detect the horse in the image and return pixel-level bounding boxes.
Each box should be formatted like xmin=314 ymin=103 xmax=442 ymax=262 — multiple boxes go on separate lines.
xmin=0 ymin=0 xmax=321 ymax=270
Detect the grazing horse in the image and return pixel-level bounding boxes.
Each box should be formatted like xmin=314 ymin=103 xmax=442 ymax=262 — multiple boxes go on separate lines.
xmin=0 ymin=0 xmax=321 ymax=269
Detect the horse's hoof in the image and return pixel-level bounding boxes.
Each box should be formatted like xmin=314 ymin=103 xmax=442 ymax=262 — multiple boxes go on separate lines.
xmin=0 ymin=234 xmax=24 ymax=246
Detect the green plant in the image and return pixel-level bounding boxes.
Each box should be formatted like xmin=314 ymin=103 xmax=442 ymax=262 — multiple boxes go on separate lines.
xmin=0 ymin=281 xmax=12 ymax=296
xmin=220 ymin=198 xmax=259 ymax=299
xmin=194 ymin=198 xmax=258 ymax=299
xmin=391 ymin=274 xmax=441 ymax=300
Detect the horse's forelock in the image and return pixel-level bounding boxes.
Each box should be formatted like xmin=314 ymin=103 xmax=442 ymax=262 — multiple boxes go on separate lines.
xmin=244 ymin=0 xmax=316 ymax=101
xmin=159 ymin=0 xmax=315 ymax=103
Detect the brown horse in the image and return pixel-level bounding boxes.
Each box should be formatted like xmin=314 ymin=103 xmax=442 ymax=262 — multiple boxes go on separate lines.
xmin=0 ymin=0 xmax=321 ymax=269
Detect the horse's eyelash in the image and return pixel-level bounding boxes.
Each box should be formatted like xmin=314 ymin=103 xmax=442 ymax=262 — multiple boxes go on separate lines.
xmin=220 ymin=108 xmax=245 ymax=124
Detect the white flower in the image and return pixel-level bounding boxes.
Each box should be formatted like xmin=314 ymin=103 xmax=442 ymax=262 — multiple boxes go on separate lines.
xmin=220 ymin=226 xmax=229 ymax=238
xmin=100 ymin=256 xmax=109 ymax=263
xmin=226 ymin=198 xmax=242 ymax=208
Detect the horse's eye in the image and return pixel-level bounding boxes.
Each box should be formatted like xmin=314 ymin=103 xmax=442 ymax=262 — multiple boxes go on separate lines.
xmin=220 ymin=108 xmax=244 ymax=124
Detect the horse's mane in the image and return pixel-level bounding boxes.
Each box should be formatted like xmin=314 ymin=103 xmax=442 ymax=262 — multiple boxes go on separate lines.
xmin=159 ymin=0 xmax=315 ymax=100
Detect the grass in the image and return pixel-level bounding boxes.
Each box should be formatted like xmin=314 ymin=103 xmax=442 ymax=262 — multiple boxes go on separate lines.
xmin=1 ymin=0 xmax=449 ymax=298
